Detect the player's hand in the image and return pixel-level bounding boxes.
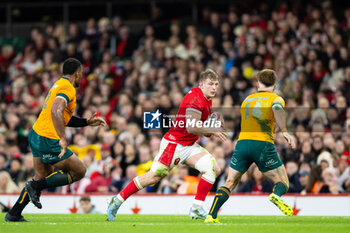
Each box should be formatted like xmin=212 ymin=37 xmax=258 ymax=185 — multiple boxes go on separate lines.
xmin=282 ymin=132 xmax=296 ymax=149
xmin=212 ymin=131 xmax=228 ymax=142
xmin=87 ymin=112 xmax=107 ymax=127
xmin=219 ymin=117 xmax=225 ymax=129
xmin=58 ymin=137 xmax=68 ymax=158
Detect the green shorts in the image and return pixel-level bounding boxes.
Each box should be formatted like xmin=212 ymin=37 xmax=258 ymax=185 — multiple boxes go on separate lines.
xmin=28 ymin=129 xmax=73 ymax=164
xmin=230 ymin=139 xmax=283 ymax=173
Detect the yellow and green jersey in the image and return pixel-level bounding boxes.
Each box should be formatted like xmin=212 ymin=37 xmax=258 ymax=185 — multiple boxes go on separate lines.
xmin=33 ymin=77 xmax=76 ymax=140
xmin=238 ymin=91 xmax=285 ymax=143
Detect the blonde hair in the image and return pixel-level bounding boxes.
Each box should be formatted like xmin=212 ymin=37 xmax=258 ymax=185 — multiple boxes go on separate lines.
xmin=199 ymin=68 xmax=220 ymax=82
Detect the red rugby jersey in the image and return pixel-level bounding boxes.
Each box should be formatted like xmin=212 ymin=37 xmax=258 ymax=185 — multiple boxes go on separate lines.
xmin=164 ymin=87 xmax=212 ymax=146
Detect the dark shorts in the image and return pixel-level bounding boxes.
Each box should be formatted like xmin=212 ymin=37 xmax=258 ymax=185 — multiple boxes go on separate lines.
xmin=28 ymin=129 xmax=73 ymax=164
xmin=230 ymin=139 xmax=283 ymax=173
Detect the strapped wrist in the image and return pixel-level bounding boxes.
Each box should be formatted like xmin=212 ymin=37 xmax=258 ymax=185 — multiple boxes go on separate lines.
xmin=67 ymin=116 xmax=88 ymax=127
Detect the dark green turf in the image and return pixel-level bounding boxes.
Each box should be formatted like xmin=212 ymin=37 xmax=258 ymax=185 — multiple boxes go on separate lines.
xmin=1 ymin=214 xmax=349 ymax=233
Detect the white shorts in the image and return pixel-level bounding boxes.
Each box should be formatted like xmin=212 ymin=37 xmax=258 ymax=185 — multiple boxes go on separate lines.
xmin=151 ymin=138 xmax=209 ymax=171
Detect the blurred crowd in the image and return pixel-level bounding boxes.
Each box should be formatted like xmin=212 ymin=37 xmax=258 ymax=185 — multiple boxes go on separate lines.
xmin=0 ymin=1 xmax=350 ymax=196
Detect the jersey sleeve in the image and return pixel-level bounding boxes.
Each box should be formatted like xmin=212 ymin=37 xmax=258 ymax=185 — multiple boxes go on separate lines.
xmin=185 ymin=94 xmax=203 ymax=115
xmin=272 ymin=96 xmax=285 ymax=108
xmin=56 ymin=84 xmax=75 ymax=105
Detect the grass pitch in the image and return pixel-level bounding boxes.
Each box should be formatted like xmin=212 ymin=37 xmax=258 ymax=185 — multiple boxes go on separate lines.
xmin=1 ymin=214 xmax=349 ymax=233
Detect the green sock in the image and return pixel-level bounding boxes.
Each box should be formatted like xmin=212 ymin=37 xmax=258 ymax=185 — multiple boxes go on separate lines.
xmin=45 ymin=170 xmax=73 ymax=188
xmin=9 ymin=188 xmax=30 ymax=216
xmin=209 ymin=186 xmax=231 ymax=219
xmin=273 ymin=182 xmax=287 ymax=196
xmin=32 ymin=170 xmax=73 ymax=191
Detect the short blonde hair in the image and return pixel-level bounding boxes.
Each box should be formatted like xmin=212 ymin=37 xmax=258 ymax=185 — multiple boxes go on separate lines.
xmin=199 ymin=68 xmax=220 ymax=82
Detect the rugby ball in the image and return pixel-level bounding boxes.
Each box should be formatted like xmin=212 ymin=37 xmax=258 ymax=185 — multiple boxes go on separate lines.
xmin=204 ymin=112 xmax=224 ymax=137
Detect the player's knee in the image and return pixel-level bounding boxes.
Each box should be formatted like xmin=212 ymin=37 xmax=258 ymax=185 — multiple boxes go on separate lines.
xmin=151 ymin=162 xmax=170 ymax=179
xmin=72 ymin=166 xmax=86 ymax=181
xmin=195 ymin=154 xmax=216 ymax=183
xmin=214 ymin=164 xmax=221 ymax=177
xmin=34 ymin=172 xmax=49 ymax=180
xmin=34 ymin=168 xmax=54 ymax=180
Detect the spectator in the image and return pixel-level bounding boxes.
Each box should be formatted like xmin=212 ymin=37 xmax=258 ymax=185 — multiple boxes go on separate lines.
xmin=120 ymin=144 xmax=139 ymax=177
xmin=322 ymin=167 xmax=339 ymax=194
xmin=0 ymin=154 xmax=7 ymax=171
xmin=337 ymin=155 xmax=350 ymax=192
xmin=0 ymin=171 xmax=19 ymax=193
xmin=300 ymin=140 xmax=316 ymax=165
xmin=286 ymin=161 xmax=303 ymax=193
xmin=67 ymin=23 xmax=82 ymax=46
xmin=116 ymin=26 xmax=136 ymax=58
xmin=176 ymin=166 xmax=200 ymax=195
xmin=299 ymin=169 xmax=310 ymax=194
xmin=312 ymin=136 xmax=325 ymax=157
xmin=110 ymin=165 xmax=139 ymax=193
xmin=97 ymin=144 xmax=113 ymax=173
xmin=85 ymin=164 xmax=112 ymax=193
xmin=78 ymin=195 xmax=100 ymax=214
xmin=111 ymin=141 xmax=125 ymax=163
xmin=8 ymin=158 xmax=24 ymax=185
xmin=305 ymin=165 xmax=324 ymax=194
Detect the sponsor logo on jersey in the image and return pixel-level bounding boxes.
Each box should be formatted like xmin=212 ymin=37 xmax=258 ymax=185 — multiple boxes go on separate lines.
xmin=265 ymin=159 xmax=278 ymax=166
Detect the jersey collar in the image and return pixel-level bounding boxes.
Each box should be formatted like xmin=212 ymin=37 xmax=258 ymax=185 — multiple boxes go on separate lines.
xmin=62 ymin=76 xmax=70 ymax=81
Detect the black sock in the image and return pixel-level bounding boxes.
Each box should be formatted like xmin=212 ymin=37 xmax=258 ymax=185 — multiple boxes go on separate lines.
xmin=30 ymin=179 xmax=48 ymax=191
xmin=9 ymin=188 xmax=30 ymax=216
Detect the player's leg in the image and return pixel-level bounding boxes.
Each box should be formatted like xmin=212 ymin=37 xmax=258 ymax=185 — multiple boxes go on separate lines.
xmin=205 ymin=167 xmax=244 ymax=223
xmin=5 ymin=157 xmax=53 ymax=221
xmin=107 ymin=166 xmax=166 ymax=221
xmin=185 ymin=150 xmax=219 ymax=219
xmin=264 ymin=165 xmax=293 ymax=216
xmin=25 ymin=153 xmax=85 ymax=208
xmin=205 ymin=140 xmax=250 ymax=223
xmin=254 ymin=141 xmax=292 ymax=216
xmin=113 ymin=170 xmax=163 ymax=204
xmin=264 ymin=165 xmax=289 ymax=196
xmin=24 ymin=130 xmax=81 ymax=208
xmin=107 ymin=138 xmax=173 ymax=221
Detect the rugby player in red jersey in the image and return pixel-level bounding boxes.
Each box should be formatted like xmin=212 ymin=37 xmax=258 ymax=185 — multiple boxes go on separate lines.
xmin=107 ymin=69 xmax=227 ymax=221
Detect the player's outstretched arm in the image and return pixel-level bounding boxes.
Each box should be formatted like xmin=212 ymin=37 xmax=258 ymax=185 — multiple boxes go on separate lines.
xmin=185 ymin=109 xmax=227 ymax=142
xmin=272 ymin=104 xmax=296 ymax=149
xmin=67 ymin=113 xmax=106 ymax=127
xmin=51 ymin=97 xmax=68 ymax=158
xmin=67 ymin=116 xmax=88 ymax=127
